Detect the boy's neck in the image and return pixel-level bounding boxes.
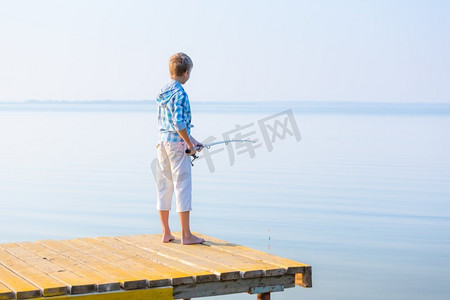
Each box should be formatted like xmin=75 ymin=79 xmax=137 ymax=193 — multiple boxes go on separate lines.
xmin=172 ymin=76 xmax=184 ymax=84
xmin=171 ymin=71 xmax=190 ymax=85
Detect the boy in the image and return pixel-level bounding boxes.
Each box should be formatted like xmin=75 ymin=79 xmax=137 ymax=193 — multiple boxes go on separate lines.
xmin=155 ymin=52 xmax=205 ymax=245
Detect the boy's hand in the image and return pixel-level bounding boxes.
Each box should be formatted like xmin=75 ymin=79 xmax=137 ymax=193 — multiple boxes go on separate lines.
xmin=186 ymin=143 xmax=197 ymax=156
xmin=189 ymin=136 xmax=203 ymax=152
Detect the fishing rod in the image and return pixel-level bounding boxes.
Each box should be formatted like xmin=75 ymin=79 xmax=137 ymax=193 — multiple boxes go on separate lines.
xmin=185 ymin=139 xmax=257 ymax=166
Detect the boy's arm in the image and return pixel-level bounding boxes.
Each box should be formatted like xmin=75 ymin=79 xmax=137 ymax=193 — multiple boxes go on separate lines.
xmin=177 ymin=129 xmax=204 ymax=156
xmin=177 ymin=128 xmax=196 ymax=156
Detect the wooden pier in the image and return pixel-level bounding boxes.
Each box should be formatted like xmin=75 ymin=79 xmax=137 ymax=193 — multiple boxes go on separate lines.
xmin=0 ymin=233 xmax=312 ymax=299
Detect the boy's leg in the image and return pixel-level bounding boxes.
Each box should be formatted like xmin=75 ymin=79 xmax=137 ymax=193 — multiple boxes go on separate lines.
xmin=166 ymin=141 xmax=204 ymax=245
xmin=178 ymin=211 xmax=205 ymax=245
xmin=156 ymin=142 xmax=175 ymax=242
xmin=159 ymin=210 xmax=174 ymax=242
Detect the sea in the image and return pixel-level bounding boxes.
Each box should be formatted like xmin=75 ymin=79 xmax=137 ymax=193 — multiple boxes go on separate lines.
xmin=1 ymin=101 xmax=449 ymax=299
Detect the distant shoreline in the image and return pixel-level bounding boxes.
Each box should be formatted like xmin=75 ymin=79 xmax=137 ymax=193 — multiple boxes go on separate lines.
xmin=1 ymin=100 xmax=450 ymax=115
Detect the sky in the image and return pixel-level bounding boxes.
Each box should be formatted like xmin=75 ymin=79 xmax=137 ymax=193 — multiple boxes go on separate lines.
xmin=0 ymin=0 xmax=449 ymax=103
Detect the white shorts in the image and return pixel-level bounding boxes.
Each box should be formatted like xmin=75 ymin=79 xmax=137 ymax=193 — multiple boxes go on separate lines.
xmin=155 ymin=141 xmax=192 ymax=212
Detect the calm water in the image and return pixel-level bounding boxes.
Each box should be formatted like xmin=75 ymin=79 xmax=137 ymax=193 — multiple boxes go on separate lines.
xmin=1 ymin=102 xmax=449 ymax=299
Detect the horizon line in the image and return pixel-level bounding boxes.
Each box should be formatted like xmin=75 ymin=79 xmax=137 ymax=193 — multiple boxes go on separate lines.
xmin=1 ymin=100 xmax=450 ymax=105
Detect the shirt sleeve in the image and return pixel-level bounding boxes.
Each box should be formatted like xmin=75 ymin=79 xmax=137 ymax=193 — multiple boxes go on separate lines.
xmin=170 ymin=90 xmax=187 ymax=131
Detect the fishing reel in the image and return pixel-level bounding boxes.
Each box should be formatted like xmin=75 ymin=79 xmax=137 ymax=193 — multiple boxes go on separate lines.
xmin=184 ymin=140 xmax=256 ymax=167
xmin=185 ymin=147 xmax=200 ymax=166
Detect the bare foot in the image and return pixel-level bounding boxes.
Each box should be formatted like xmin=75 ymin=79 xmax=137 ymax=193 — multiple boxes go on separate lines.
xmin=161 ymin=233 xmax=175 ymax=243
xmin=181 ymin=234 xmax=205 ymax=245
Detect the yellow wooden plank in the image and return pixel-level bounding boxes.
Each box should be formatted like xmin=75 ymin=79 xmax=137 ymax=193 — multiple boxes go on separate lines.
xmin=1 ymin=243 xmax=95 ymax=295
xmin=0 ymin=281 xmax=15 ymax=300
xmin=193 ymin=233 xmax=310 ymax=274
xmin=132 ymin=234 xmax=284 ymax=278
xmin=70 ymin=238 xmax=194 ymax=286
xmin=0 ymin=262 xmax=41 ymax=299
xmin=97 ymin=237 xmax=218 ymax=284
xmin=18 ymin=241 xmax=120 ymax=293
xmin=61 ymin=238 xmax=187 ymax=286
xmin=37 ymin=240 xmax=146 ymax=290
xmin=36 ymin=287 xmax=173 ymax=300
xmin=117 ymin=235 xmax=241 ymax=281
xmin=0 ymin=248 xmax=67 ymax=297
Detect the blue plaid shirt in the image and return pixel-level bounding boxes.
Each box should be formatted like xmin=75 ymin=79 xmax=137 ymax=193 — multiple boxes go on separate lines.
xmin=156 ymin=79 xmax=192 ymax=142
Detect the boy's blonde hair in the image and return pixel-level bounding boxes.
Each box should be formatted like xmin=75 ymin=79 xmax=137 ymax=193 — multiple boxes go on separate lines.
xmin=169 ymin=52 xmax=193 ymax=77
